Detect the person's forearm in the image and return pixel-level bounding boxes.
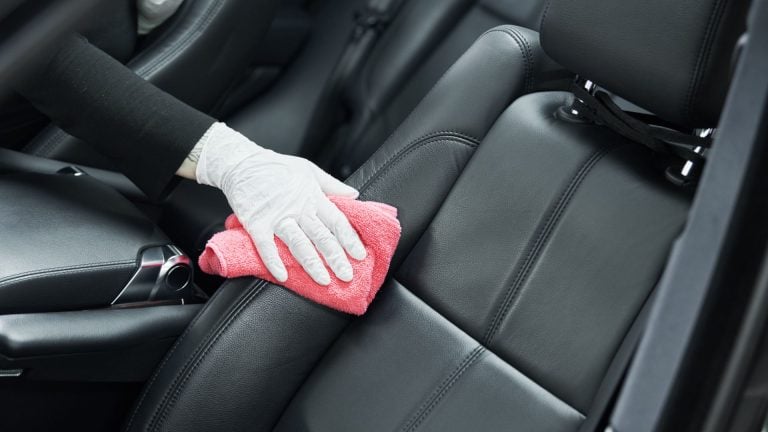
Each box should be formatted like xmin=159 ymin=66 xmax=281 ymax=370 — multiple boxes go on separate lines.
xmin=13 ymin=34 xmax=215 ymax=200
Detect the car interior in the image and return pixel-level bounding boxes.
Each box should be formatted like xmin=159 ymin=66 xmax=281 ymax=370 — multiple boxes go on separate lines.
xmin=1 ymin=0 xmax=768 ymax=431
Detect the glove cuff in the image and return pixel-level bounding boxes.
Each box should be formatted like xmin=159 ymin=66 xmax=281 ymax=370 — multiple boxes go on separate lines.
xmin=195 ymin=122 xmax=267 ymax=189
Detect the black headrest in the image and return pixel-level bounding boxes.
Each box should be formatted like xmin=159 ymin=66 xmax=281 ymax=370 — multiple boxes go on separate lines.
xmin=540 ymin=0 xmax=749 ymax=128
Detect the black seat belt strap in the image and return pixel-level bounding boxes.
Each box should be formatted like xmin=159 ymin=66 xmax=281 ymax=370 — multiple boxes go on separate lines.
xmin=578 ymin=289 xmax=657 ymax=432
xmin=571 ymin=81 xmax=712 ymax=162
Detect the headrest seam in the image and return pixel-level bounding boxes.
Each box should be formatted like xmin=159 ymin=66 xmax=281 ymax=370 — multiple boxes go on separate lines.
xmin=683 ymin=0 xmax=729 ymax=124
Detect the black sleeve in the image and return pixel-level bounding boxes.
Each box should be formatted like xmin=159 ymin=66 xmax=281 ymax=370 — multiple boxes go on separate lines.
xmin=13 ymin=34 xmax=216 ymax=200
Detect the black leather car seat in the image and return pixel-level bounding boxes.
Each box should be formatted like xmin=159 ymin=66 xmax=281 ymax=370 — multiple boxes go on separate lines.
xmin=21 ymin=0 xmax=280 ymax=168
xmin=124 ymin=0 xmax=747 ymax=429
xmin=230 ymin=0 xmax=566 ymax=178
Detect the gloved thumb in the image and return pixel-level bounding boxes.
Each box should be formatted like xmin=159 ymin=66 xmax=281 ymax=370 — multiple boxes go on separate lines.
xmin=313 ymin=166 xmax=359 ymax=198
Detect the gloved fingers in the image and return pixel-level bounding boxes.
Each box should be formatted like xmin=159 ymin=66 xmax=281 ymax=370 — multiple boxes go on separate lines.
xmin=312 ymin=165 xmax=359 ymax=198
xmin=275 ymin=219 xmax=331 ymax=286
xmin=247 ymin=227 xmax=288 ymax=283
xmin=317 ymin=198 xmax=367 ymax=261
xmin=299 ymin=215 xmax=354 ymax=282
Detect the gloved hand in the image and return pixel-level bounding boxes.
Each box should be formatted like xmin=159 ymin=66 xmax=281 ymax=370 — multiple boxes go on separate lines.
xmin=195 ymin=122 xmax=367 ymax=285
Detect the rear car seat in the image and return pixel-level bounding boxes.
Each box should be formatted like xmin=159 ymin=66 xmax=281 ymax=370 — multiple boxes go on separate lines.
xmin=123 ymin=0 xmax=747 ymax=429
xmin=229 ymin=0 xmax=566 ymax=178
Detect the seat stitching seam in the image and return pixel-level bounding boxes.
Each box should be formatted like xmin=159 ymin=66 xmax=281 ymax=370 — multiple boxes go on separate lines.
xmin=513 ymin=29 xmax=534 ymax=93
xmin=144 ymin=280 xmax=267 ymax=431
xmin=683 ymin=0 xmax=727 ymax=122
xmin=347 ymin=26 xmax=524 ymax=184
xmin=153 ymin=281 xmax=267 ymax=431
xmin=0 ymin=260 xmax=136 ymax=287
xmin=132 ymin=0 xmax=225 ymax=78
xmin=149 ymin=281 xmax=268 ymax=431
xmin=483 ymin=145 xmax=615 ymax=344
xmin=123 ymin=281 xmax=227 ymax=431
xmin=494 ymin=27 xmax=534 ymax=94
xmin=396 ymin=278 xmax=589 ymax=419
xmin=478 ymin=26 xmax=534 ymax=93
xmin=356 ymin=131 xmax=479 ymax=189
xmin=359 ymin=135 xmax=479 ymax=195
xmin=400 ymin=346 xmax=486 ymax=432
xmin=145 ymin=280 xmax=266 ymax=431
xmin=539 ymin=0 xmax=554 ymax=35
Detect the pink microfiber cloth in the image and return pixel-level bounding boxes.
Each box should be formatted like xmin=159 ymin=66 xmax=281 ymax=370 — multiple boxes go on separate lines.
xmin=199 ymin=197 xmax=401 ymax=315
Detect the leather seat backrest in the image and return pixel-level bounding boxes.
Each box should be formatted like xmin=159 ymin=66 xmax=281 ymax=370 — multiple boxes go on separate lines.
xmin=124 ymin=0 xmax=747 ymax=430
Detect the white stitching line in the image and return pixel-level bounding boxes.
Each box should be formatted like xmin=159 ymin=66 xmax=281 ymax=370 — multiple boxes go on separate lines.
xmin=0 ymin=260 xmax=136 ymax=288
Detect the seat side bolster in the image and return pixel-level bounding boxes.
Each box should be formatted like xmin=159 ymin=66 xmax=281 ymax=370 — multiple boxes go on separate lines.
xmin=124 ymin=279 xmax=350 ymax=432
xmin=347 ymin=25 xmax=544 ymax=262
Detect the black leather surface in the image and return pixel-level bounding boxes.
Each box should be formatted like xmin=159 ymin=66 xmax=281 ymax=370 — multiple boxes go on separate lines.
xmin=274 ymin=282 xmax=585 ymax=432
xmin=396 ymin=92 xmax=690 ymax=412
xmin=124 ymin=27 xmax=691 ymax=432
xmin=0 ymin=147 xmax=147 ymax=202
xmin=24 ymin=0 xmax=281 ymax=166
xmin=227 ymin=0 xmax=560 ymax=177
xmin=228 ymin=0 xmax=365 ymax=156
xmin=0 ymin=305 xmax=200 ymax=358
xmin=123 ymin=279 xmax=349 ymax=432
xmin=0 ymin=304 xmax=201 ymax=382
xmin=331 ymin=0 xmax=560 ymax=175
xmin=540 ymin=0 xmax=749 ymax=127
xmin=0 ymin=173 xmax=168 ymax=314
xmin=348 ymin=25 xmax=548 ymax=264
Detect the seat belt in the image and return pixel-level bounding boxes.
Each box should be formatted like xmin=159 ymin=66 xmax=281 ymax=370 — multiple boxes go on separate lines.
xmin=303 ymin=0 xmax=407 ymax=163
xmin=570 ymin=78 xmax=714 ymax=187
xmin=577 ymin=289 xmax=657 ymax=432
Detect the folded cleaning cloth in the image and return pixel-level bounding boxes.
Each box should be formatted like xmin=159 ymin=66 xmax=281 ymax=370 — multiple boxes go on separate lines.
xmin=199 ymin=197 xmax=401 ymax=315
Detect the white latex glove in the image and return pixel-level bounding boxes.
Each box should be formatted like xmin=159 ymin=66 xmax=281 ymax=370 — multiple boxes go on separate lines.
xmin=195 ymin=122 xmax=367 ymax=285
xmin=137 ymin=0 xmax=185 ymax=35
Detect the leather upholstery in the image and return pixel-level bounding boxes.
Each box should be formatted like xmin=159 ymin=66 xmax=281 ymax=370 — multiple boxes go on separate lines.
xmin=331 ymin=0 xmax=564 ymax=176
xmin=228 ymin=0 xmax=562 ymax=177
xmin=228 ymin=0 xmax=365 ymax=157
xmin=540 ymin=0 xmax=749 ymax=127
xmin=23 ymin=0 xmax=280 ymax=166
xmin=0 ymin=304 xmax=201 ymax=382
xmin=123 ymin=279 xmax=350 ymax=432
xmin=0 ymin=173 xmax=168 ymax=314
xmin=125 ymin=27 xmax=692 ymax=431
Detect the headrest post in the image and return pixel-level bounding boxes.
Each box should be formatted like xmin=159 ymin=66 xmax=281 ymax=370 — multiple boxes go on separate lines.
xmin=679 ymin=128 xmax=714 ymax=177
xmin=569 ymin=76 xmax=597 ymax=117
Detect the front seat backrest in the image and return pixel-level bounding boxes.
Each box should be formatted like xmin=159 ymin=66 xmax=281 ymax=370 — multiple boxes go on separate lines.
xmin=24 ymin=0 xmax=280 ymax=168
xmin=123 ymin=0 xmax=747 ymax=430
